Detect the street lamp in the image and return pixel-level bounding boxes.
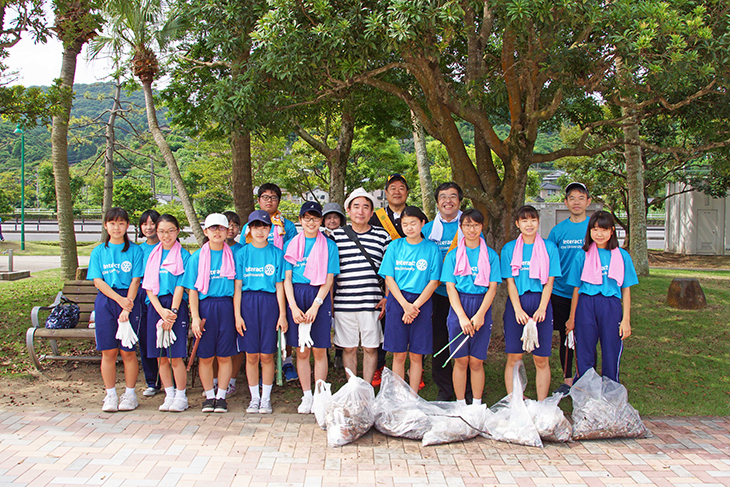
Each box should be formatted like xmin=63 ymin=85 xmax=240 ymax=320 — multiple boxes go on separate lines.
xmin=13 ymin=124 xmax=25 ymax=250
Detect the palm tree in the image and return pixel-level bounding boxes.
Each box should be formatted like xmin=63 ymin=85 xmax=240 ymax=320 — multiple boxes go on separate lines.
xmin=90 ymin=0 xmax=204 ymax=243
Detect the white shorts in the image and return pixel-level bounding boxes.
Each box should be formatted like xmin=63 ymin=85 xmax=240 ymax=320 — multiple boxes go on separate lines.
xmin=333 ymin=310 xmax=383 ymax=349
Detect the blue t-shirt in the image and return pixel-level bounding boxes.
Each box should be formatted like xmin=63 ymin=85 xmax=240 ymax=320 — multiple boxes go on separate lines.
xmin=140 ymin=241 xmax=158 ymax=264
xmin=228 ymin=241 xmax=244 ymax=253
xmin=423 ymin=218 xmax=460 ymax=296
xmin=566 ymin=248 xmax=639 ymax=299
xmin=235 ymin=243 xmax=285 ymax=293
xmin=284 ymin=235 xmax=340 ymax=285
xmin=148 ymin=247 xmax=192 ymax=299
xmin=87 ymin=242 xmax=145 ymax=290
xmin=181 ymin=248 xmax=236 ymax=299
xmin=242 ymin=217 xmax=298 ymax=248
xmin=547 ymin=218 xmax=590 ymax=298
xmin=441 ymin=245 xmax=501 ymax=295
xmin=379 ymin=238 xmax=443 ymax=295
xmin=500 ymin=239 xmax=561 ymax=295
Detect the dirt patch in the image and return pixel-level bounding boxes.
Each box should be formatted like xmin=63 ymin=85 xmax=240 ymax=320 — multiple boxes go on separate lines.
xmin=648 ymin=250 xmax=730 ymax=269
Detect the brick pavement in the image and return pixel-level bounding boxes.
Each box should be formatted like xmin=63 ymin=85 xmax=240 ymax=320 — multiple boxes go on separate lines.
xmin=0 ymin=410 xmax=728 ymax=487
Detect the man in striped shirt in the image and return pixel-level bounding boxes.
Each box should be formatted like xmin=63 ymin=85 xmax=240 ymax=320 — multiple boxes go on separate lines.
xmin=332 ymin=188 xmax=391 ymax=383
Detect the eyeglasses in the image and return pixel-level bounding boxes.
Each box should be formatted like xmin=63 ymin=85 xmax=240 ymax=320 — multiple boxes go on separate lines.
xmin=228 ymin=223 xmax=240 ymax=229
xmin=259 ymin=194 xmax=280 ymax=202
xmin=206 ymin=225 xmax=227 ymax=232
xmin=157 ymin=229 xmax=179 ymax=236
xmin=438 ymin=194 xmax=460 ymax=201
xmin=461 ymin=223 xmax=481 ymax=230
xmin=301 ymin=216 xmax=322 ymax=224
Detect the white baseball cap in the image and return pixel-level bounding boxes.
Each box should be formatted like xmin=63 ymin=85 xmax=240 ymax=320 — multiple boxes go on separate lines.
xmin=344 ymin=187 xmax=377 ymax=210
xmin=203 ymin=213 xmax=229 ymax=229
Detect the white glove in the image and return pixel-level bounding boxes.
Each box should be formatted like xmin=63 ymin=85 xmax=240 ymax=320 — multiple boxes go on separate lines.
xmin=564 ymin=330 xmax=575 ymax=350
xmin=521 ymin=319 xmax=539 ymax=353
xmin=116 ymin=320 xmax=138 ymax=349
xmin=298 ymin=322 xmax=314 ymax=352
xmin=156 ymin=319 xmax=165 ymax=348
xmin=167 ymin=328 xmax=177 ymax=346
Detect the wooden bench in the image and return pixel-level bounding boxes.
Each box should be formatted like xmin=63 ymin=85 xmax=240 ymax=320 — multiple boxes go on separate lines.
xmin=26 ymin=268 xmax=99 ymax=370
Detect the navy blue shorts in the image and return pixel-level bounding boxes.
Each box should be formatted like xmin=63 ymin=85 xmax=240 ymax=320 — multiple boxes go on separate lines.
xmin=285 ymin=283 xmax=332 ymax=349
xmin=146 ymin=294 xmax=189 ymax=359
xmin=383 ymin=291 xmax=433 ymax=355
xmin=197 ymin=296 xmax=237 ymax=359
xmin=574 ymin=293 xmax=624 ymax=382
xmin=503 ymin=291 xmax=553 ymax=357
xmin=238 ymin=290 xmax=278 ymax=355
xmin=94 ymin=289 xmax=141 ymax=352
xmin=446 ymin=292 xmax=493 ymax=361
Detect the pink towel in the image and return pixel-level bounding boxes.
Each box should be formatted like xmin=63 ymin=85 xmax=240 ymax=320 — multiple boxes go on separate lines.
xmin=581 ymin=243 xmax=624 ymax=286
xmin=284 ymin=231 xmax=328 ymax=286
xmin=454 ymin=237 xmax=491 ymax=287
xmin=510 ymin=234 xmax=550 ymax=285
xmin=194 ymin=242 xmax=236 ymax=295
xmin=142 ymin=241 xmax=185 ymax=295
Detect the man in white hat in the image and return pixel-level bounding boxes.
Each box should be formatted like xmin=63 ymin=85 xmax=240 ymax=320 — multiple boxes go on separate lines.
xmin=331 ymin=188 xmax=391 ymax=382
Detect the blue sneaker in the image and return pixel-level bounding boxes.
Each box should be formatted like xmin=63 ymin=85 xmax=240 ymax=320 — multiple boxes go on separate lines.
xmin=283 ymin=363 xmax=298 ymax=383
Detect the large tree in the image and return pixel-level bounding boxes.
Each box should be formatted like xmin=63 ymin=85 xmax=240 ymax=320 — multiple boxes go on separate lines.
xmin=51 ymin=0 xmax=103 ymax=279
xmin=91 ymin=0 xmax=204 ymax=243
xmin=255 ymin=0 xmax=730 ymax=259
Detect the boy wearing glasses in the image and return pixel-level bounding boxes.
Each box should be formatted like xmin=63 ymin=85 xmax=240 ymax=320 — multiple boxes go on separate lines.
xmin=243 ymin=183 xmax=298 ymax=251
xmin=422 ymin=182 xmax=464 ymax=401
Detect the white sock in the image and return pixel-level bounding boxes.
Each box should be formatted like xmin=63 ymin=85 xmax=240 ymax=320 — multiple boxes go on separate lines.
xmin=283 ymin=356 xmax=293 ymax=366
xmin=205 ymin=389 xmax=215 ymax=399
xmin=456 ymin=399 xmax=467 ymax=406
xmin=125 ymin=387 xmax=136 ymax=396
xmin=165 ymin=387 xmax=175 ymax=398
xmin=303 ymin=390 xmax=312 ymax=398
xmin=249 ymin=385 xmax=260 ymax=401
xmin=216 ymin=388 xmax=227 ymax=400
xmin=105 ymin=388 xmax=117 ymax=398
xmin=261 ymin=384 xmax=273 ymax=401
xmin=229 ymin=378 xmax=237 ymax=387
xmin=473 ymin=398 xmax=482 ymax=405
xmin=176 ymin=389 xmax=186 ymax=398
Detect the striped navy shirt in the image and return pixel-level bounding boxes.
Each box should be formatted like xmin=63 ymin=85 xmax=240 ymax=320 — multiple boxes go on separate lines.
xmin=332 ymin=226 xmax=391 ymax=312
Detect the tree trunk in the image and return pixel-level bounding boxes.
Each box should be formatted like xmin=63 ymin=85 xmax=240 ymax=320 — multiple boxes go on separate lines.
xmin=329 ymin=109 xmax=354 ymax=207
xmin=622 ymin=106 xmax=649 ymax=276
xmin=141 ymin=79 xmax=204 ymax=243
xmin=50 ymin=41 xmax=81 ymax=280
xmin=231 ymin=124 xmax=254 ymax=219
xmin=411 ymin=110 xmax=435 ymax=220
xmin=101 ymin=79 xmax=122 ymax=242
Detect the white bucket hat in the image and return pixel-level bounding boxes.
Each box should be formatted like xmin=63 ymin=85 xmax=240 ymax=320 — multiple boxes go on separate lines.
xmin=344 ymin=187 xmax=377 ymax=210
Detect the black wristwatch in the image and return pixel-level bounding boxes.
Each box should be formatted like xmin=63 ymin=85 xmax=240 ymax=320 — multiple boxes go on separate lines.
xmin=171 ymin=308 xmax=178 ymax=314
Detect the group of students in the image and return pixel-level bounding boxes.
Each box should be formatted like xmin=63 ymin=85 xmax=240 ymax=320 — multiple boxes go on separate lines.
xmin=87 ymin=178 xmax=638 ymax=414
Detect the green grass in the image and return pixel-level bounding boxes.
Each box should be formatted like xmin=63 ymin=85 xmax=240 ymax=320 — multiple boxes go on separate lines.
xmin=0 ymin=240 xmax=98 ymax=256
xmin=1 ymin=266 xmax=728 ymax=416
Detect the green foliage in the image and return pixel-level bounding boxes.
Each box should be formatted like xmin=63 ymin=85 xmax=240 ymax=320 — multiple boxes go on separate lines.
xmin=37 ymin=161 xmax=84 ymax=208
xmin=112 ymin=177 xmax=154 ymax=222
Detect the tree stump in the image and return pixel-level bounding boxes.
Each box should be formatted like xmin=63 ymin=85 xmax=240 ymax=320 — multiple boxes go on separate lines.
xmin=667 ymin=278 xmax=707 ymax=310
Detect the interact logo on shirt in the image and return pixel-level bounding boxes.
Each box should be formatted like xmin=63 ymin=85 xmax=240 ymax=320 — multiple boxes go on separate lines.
xmin=244 ymin=266 xmax=265 ymax=278
xmin=394 ymin=260 xmax=416 ymax=271
xmin=120 ymin=261 xmax=132 ymax=273
xmin=416 ymin=259 xmax=428 ymax=271
xmin=562 ymin=238 xmax=583 ymax=249
xmin=264 ymin=264 xmax=275 ymax=276
xmin=521 ymin=260 xmax=530 ymax=270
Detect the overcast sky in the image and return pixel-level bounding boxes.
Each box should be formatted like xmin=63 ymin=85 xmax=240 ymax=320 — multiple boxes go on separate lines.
xmin=6 ymin=33 xmax=114 ymax=87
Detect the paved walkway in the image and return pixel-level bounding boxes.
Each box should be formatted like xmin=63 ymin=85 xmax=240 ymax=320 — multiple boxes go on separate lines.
xmin=0 ymin=411 xmax=728 ymax=487
xmin=0 ymin=256 xmax=90 ymax=273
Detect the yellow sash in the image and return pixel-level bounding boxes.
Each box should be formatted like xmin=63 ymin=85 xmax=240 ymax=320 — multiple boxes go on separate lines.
xmin=375 ymin=208 xmax=401 ymax=240
xmin=447 ymin=234 xmax=459 ymax=254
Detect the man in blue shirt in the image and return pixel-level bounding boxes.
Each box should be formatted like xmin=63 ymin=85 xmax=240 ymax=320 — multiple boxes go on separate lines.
xmin=423 ymin=182 xmax=463 ymax=401
xmin=547 ymin=182 xmax=592 ymax=395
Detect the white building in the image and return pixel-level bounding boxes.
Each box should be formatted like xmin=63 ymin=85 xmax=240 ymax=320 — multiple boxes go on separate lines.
xmin=665 ymin=182 xmax=730 ymax=255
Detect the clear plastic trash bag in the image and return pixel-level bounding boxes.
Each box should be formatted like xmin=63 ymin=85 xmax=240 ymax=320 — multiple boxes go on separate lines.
xmin=373 ymin=367 xmax=434 ymax=439
xmin=484 ymin=361 xmax=543 ymax=447
xmin=313 ymin=379 xmax=332 ymax=430
xmin=570 ymin=368 xmax=648 ymax=440
xmin=525 ymin=394 xmax=572 ymax=442
xmin=325 ymin=368 xmax=375 ymax=447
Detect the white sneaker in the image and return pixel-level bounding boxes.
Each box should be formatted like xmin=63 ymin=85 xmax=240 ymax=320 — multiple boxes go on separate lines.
xmin=142 ymin=387 xmax=159 ymax=397
xmin=118 ymin=392 xmax=139 ymax=411
xmin=168 ymin=396 xmax=189 ymax=412
xmin=102 ymin=394 xmax=118 ymax=412
xmin=159 ymin=394 xmax=175 ymax=411
xmin=258 ymin=398 xmax=272 ymax=414
xmin=298 ymin=395 xmax=314 ymax=414
xmin=246 ymin=399 xmax=260 ymax=413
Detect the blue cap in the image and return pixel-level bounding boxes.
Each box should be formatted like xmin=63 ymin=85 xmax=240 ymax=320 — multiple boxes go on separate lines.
xmin=247 ymin=210 xmax=272 ymax=226
xmin=299 ymin=201 xmax=323 ymax=217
